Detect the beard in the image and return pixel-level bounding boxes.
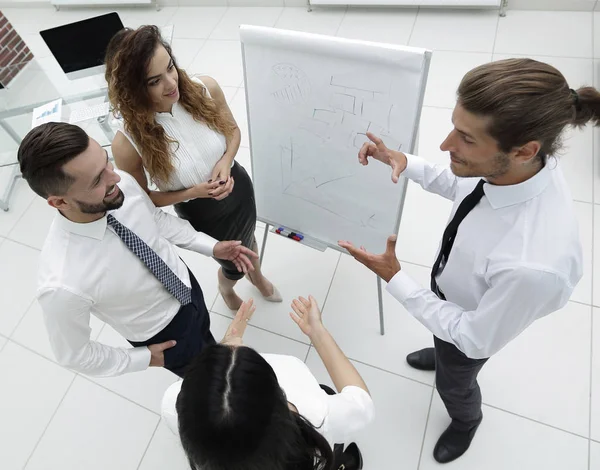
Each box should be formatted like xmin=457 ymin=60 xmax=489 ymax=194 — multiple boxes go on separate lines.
xmin=450 ymin=151 xmax=510 ymax=179
xmin=75 ymin=188 xmax=125 ymax=214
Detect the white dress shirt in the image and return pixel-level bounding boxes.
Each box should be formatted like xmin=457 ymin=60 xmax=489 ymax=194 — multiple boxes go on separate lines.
xmin=37 ymin=170 xmax=218 ymax=377
xmin=161 ymin=353 xmax=375 ymax=446
xmin=387 ymin=155 xmax=583 ymax=359
xmin=117 ymin=78 xmax=228 ymax=192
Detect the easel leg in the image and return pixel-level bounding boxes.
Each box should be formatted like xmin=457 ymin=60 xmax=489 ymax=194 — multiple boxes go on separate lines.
xmin=306 ymin=0 xmax=312 ymax=12
xmin=259 ymin=223 xmax=269 ymax=267
xmin=499 ymin=0 xmax=508 ymax=17
xmin=377 ymin=276 xmax=385 ymax=335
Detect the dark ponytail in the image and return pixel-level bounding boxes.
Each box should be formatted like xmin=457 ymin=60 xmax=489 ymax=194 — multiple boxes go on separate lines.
xmin=572 ymin=86 xmax=600 ymax=127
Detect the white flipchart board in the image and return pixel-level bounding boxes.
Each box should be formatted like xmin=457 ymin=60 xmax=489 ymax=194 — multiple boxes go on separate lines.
xmin=241 ymin=26 xmax=431 ymax=253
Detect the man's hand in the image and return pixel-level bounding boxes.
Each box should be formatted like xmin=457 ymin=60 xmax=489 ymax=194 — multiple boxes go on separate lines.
xmin=221 ymin=298 xmax=256 ymax=346
xmin=338 ymin=235 xmax=401 ymax=282
xmin=358 ymin=132 xmax=408 ymax=183
xmin=148 ymin=340 xmax=177 ymax=367
xmin=213 ymin=241 xmax=258 ymax=274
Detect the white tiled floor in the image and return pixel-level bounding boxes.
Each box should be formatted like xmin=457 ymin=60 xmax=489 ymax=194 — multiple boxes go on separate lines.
xmin=0 ymin=5 xmax=599 ymax=470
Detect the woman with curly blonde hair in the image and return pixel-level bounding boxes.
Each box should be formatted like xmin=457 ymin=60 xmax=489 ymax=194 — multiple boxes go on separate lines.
xmin=105 ymin=25 xmax=280 ymax=310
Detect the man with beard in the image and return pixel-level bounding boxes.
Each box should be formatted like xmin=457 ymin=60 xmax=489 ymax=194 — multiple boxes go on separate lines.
xmin=339 ymin=58 xmax=588 ymax=463
xmin=17 ymin=122 xmax=257 ymax=378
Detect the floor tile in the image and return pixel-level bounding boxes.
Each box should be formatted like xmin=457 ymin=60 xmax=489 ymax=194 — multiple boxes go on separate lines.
xmin=336 ymin=7 xmax=417 ymax=45
xmin=0 ymin=341 xmax=74 ymax=470
xmin=496 ymin=11 xmax=593 ymax=58
xmin=228 ymin=87 xmax=249 ymax=147
xmin=274 ymin=7 xmax=346 ymax=36
xmin=409 ymin=9 xmax=499 ymax=53
xmin=212 ymin=232 xmax=340 ymax=343
xmin=89 ymin=325 xmax=179 ymax=414
xmin=416 ymin=106 xmax=454 ymax=164
xmin=591 ymin=440 xmax=600 ymax=470
xmin=25 ymin=376 xmax=159 ymax=470
xmin=396 ymin=181 xmax=453 ymax=268
xmin=573 ymin=201 xmax=592 ymax=305
xmin=420 ymin=394 xmax=589 ymax=470
xmin=209 ymin=311 xmax=310 ymax=360
xmin=306 ymin=348 xmax=432 ymax=470
xmin=479 ymin=301 xmax=591 ymax=437
xmin=0 ymin=334 xmax=6 ymax=351
xmin=189 ymin=40 xmax=244 ymax=87
xmin=169 ymin=7 xmax=227 ymax=39
xmin=11 ymin=300 xmax=105 ymax=363
xmin=424 ymin=51 xmax=492 ymax=109
xmin=138 ymin=419 xmax=188 ymax=470
xmin=175 ymin=246 xmax=220 ymax=310
xmin=210 ymin=7 xmax=283 ymax=40
xmin=0 ymin=176 xmax=36 ymax=238
xmin=592 ymin=307 xmax=600 ymax=440
xmin=8 ymin=196 xmax=55 ymax=250
xmin=118 ymin=6 xmax=178 ymax=29
xmin=170 ymin=37 xmax=206 ymax=69
xmin=0 ymin=239 xmax=40 ymax=336
xmin=320 ymin=254 xmax=435 ymax=384
xmin=593 ymin=12 xmax=600 ymax=57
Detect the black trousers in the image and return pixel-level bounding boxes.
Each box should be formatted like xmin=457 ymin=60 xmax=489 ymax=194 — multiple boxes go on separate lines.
xmin=433 ymin=335 xmax=488 ymax=431
xmin=129 ymin=270 xmax=216 ymax=378
xmin=174 ymin=162 xmax=257 ymax=282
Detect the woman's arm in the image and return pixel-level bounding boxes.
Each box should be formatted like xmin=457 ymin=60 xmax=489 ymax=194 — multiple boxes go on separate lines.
xmin=200 ymin=75 xmax=242 ymax=168
xmin=111 ymin=131 xmax=217 ymax=207
xmin=290 ymin=296 xmax=370 ymax=395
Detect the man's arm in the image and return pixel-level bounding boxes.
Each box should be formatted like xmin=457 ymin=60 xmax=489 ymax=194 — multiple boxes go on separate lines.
xmin=402 ymin=154 xmax=459 ymax=201
xmin=38 ymin=287 xmax=151 ymax=377
xmin=123 ymin=171 xmax=218 ymax=257
xmin=387 ymin=265 xmax=573 ymax=358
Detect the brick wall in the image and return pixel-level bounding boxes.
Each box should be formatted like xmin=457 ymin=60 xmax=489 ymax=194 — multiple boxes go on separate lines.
xmin=0 ymin=12 xmax=33 ymax=89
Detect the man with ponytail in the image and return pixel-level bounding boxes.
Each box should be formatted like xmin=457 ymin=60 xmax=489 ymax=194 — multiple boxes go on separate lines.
xmin=340 ymin=58 xmax=589 ymax=463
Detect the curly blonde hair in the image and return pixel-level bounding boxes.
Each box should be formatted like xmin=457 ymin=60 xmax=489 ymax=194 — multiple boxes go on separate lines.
xmin=105 ymin=25 xmax=236 ymax=184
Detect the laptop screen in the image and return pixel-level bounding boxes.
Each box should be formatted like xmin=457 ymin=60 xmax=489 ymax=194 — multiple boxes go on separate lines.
xmin=40 ymin=12 xmax=124 ymax=74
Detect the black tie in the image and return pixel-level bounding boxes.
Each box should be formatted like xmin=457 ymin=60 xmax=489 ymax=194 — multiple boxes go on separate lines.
xmin=431 ymin=179 xmax=486 ymax=300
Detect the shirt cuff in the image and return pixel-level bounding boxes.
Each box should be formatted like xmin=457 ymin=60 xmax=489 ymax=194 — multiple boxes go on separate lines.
xmin=127 ymin=346 xmax=151 ymax=373
xmin=385 ymin=270 xmax=422 ymax=304
xmin=401 ymin=154 xmax=427 ymax=182
xmin=190 ymin=232 xmax=219 ymax=257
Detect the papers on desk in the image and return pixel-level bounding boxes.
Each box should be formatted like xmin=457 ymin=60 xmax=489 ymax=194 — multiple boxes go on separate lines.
xmin=31 ymin=98 xmax=63 ymax=129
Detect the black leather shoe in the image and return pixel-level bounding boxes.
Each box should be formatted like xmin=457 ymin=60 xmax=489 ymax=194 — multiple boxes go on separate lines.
xmin=433 ymin=419 xmax=482 ymax=464
xmin=406 ymin=348 xmax=436 ymax=371
xmin=340 ymin=443 xmax=363 ymax=470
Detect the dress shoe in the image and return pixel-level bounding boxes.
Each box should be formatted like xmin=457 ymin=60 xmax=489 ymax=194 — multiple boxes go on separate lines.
xmin=433 ymin=418 xmax=482 ymax=464
xmin=339 ymin=443 xmax=363 ymax=470
xmin=406 ymin=348 xmax=436 ymax=371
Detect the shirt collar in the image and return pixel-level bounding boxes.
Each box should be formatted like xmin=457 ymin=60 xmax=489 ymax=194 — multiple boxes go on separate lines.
xmin=483 ymin=164 xmax=551 ymax=209
xmin=55 ymin=211 xmax=108 ymax=240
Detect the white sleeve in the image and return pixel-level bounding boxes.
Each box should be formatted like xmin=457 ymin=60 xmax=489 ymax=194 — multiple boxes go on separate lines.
xmin=38 ymin=288 xmax=151 ymax=377
xmin=161 ymin=380 xmax=183 ymax=435
xmin=386 ymin=265 xmax=574 ymax=359
xmin=402 ymin=154 xmax=459 ymax=201
xmin=321 ymin=386 xmax=375 ymax=444
xmin=125 ymin=171 xmax=218 ymax=257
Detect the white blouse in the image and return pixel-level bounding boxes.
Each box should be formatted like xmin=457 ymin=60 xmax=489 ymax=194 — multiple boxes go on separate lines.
xmin=161 ymin=353 xmax=375 ymax=446
xmin=117 ymin=78 xmax=227 ymax=192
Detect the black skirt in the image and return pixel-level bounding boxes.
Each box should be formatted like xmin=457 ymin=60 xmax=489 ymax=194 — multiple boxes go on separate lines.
xmin=174 ymin=161 xmax=257 ymax=281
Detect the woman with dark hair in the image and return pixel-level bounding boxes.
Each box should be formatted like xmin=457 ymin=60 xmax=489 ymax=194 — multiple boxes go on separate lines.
xmin=105 ymin=25 xmax=280 ymax=311
xmin=162 ymin=296 xmax=375 ymax=470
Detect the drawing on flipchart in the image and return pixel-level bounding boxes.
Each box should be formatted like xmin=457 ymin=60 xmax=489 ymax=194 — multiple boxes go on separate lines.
xmin=269 ymin=66 xmax=404 ymax=228
xmin=271 ymin=64 xmax=311 ymax=104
